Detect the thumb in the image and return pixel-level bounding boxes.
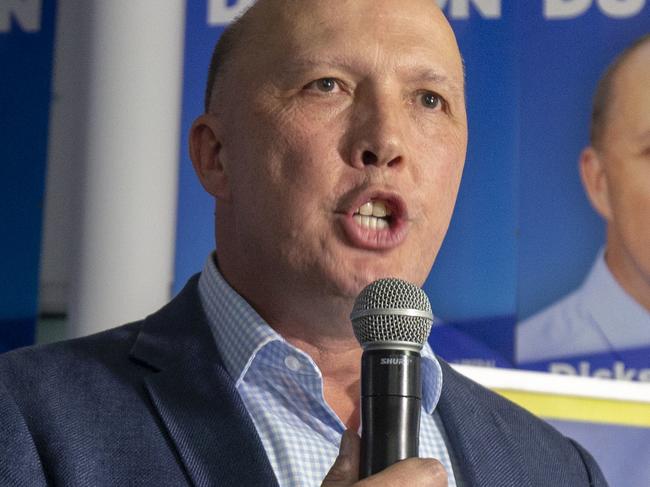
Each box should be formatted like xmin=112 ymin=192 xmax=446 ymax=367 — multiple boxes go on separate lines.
xmin=321 ymin=430 xmax=361 ymax=486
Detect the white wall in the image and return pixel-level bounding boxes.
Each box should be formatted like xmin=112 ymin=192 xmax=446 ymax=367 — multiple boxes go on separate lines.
xmin=39 ymin=0 xmax=186 ymax=336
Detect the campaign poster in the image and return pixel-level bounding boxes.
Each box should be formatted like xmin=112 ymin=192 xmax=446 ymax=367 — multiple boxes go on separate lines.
xmin=429 ymin=1 xmax=650 ymax=384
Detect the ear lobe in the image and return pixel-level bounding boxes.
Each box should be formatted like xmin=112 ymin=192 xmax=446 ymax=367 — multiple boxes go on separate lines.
xmin=189 ymin=114 xmax=231 ymax=201
xmin=579 ymin=146 xmax=612 ymax=221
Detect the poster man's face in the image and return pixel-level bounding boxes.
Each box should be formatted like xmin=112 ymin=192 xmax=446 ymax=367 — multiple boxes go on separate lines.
xmin=593 ymin=42 xmax=650 ymax=299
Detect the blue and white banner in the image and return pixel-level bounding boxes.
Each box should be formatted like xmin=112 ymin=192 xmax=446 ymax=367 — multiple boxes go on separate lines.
xmin=0 ymin=0 xmax=57 ymax=352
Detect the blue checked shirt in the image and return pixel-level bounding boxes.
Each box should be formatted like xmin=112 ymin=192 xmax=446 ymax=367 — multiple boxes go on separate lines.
xmin=198 ymin=255 xmax=458 ymax=487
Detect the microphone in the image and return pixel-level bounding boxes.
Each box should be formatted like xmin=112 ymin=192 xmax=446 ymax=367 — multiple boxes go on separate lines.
xmin=350 ymin=278 xmax=434 ymax=479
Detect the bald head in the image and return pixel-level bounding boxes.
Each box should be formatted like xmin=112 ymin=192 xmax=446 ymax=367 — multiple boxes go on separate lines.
xmin=203 ymin=2 xmax=258 ymax=112
xmin=590 ymin=34 xmax=650 ymax=149
xmin=204 ymin=0 xmax=461 ymax=113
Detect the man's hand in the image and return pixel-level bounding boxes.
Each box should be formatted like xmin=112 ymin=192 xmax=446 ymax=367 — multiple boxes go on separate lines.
xmin=321 ymin=430 xmax=448 ymax=486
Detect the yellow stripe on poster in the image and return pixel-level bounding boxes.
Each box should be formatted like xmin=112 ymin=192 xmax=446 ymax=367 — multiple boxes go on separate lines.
xmin=494 ymin=389 xmax=650 ymax=428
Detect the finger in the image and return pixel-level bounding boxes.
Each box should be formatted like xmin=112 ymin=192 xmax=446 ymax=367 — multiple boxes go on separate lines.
xmin=321 ymin=430 xmax=361 ymax=486
xmin=357 ymin=457 xmax=448 ymax=487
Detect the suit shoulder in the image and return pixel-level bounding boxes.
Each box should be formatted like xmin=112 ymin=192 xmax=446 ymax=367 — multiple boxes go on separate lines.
xmin=441 ymin=364 xmax=607 ymax=483
xmin=0 ymin=321 xmax=144 ymax=389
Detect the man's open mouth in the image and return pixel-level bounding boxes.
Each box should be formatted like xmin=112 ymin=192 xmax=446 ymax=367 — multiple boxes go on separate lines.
xmin=338 ymin=192 xmax=408 ymax=250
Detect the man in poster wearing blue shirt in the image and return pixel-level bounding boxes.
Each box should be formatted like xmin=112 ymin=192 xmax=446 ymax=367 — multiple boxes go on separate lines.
xmin=517 ymin=35 xmax=650 ymax=379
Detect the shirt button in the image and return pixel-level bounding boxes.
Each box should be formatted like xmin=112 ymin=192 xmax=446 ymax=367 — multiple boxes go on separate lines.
xmin=284 ymin=355 xmax=302 ymax=372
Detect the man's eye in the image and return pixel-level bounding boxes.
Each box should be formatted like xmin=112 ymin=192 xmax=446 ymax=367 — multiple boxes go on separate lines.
xmin=420 ymin=92 xmax=443 ymax=110
xmin=305 ymin=78 xmax=340 ymax=93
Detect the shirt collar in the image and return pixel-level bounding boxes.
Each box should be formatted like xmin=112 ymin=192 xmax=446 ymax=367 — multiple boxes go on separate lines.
xmin=198 ymin=254 xmax=283 ymax=385
xmin=580 ymin=248 xmax=650 ymax=350
xmin=198 ymin=253 xmax=444 ymax=410
xmin=421 ymin=342 xmax=444 ymax=414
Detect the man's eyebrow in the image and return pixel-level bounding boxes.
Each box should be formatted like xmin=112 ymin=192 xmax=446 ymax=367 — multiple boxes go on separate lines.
xmin=280 ymin=56 xmax=360 ymax=74
xmin=403 ymin=67 xmax=464 ymax=96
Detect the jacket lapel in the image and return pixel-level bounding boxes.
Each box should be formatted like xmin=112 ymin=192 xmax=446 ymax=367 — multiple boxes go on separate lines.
xmin=130 ymin=276 xmax=278 ymax=487
xmin=144 ymin=361 xmax=278 ymax=487
xmin=437 ymin=361 xmax=533 ymax=487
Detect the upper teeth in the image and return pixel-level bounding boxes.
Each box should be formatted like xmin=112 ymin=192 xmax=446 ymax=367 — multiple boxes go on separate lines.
xmin=355 ymin=200 xmax=391 ymax=218
xmin=353 ymin=201 xmax=392 ymax=230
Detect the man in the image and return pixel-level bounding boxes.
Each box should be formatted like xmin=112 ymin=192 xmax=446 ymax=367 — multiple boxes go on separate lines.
xmin=1 ymin=0 xmax=606 ymax=485
xmin=517 ymin=35 xmax=650 ymax=373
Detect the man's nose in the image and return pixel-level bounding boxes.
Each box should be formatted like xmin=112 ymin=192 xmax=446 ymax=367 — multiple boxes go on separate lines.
xmin=348 ymin=94 xmax=406 ymax=170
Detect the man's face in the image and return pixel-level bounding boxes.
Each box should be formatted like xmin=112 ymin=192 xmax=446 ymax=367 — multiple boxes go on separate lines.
xmin=217 ymin=0 xmax=467 ymax=302
xmin=598 ymin=42 xmax=650 ymax=292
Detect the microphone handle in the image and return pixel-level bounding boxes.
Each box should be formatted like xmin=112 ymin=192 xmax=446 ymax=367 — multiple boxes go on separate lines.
xmin=359 ymin=349 xmax=422 ymax=479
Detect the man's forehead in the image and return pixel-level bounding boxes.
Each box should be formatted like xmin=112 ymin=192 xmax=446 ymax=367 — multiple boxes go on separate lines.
xmin=239 ymin=0 xmax=461 ymax=75
xmin=243 ymin=0 xmax=453 ymax=45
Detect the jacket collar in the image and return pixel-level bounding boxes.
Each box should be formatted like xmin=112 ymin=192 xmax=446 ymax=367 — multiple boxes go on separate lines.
xmin=129 ymin=275 xmax=278 ymax=487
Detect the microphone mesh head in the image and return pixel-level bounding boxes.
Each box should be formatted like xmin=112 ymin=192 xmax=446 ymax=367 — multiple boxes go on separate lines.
xmin=351 ymin=278 xmax=433 ymax=348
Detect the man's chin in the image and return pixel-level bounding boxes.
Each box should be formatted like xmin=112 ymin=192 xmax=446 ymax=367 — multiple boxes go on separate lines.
xmin=323 ymin=267 xmax=419 ymax=300
xmin=304 ymin=247 xmax=434 ymax=300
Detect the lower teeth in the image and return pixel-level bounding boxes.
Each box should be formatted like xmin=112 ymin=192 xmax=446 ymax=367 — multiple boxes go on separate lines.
xmin=354 ymin=214 xmax=389 ymax=230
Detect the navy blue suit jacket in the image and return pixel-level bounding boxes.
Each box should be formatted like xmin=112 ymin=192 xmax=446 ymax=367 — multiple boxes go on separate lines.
xmin=0 ymin=276 xmax=607 ymax=486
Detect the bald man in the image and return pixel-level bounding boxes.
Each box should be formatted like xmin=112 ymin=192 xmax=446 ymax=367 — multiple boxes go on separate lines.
xmin=1 ymin=1 xmax=606 ymax=486
xmin=517 ymin=35 xmax=650 ymax=373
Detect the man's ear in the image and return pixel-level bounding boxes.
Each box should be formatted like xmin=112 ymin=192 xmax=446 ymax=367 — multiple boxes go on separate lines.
xmin=189 ymin=114 xmax=231 ymax=201
xmin=579 ymin=146 xmax=612 ymax=221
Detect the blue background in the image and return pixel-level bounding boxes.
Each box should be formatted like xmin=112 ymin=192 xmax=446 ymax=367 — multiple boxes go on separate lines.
xmin=0 ymin=1 xmax=57 ymax=352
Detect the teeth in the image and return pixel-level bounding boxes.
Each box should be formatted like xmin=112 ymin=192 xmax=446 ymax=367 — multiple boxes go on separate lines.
xmin=353 ymin=214 xmax=389 ymax=230
xmin=354 ymin=200 xmax=392 ymax=218
xmin=359 ymin=201 xmax=373 ymax=216
xmin=373 ymin=201 xmax=388 ymax=218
